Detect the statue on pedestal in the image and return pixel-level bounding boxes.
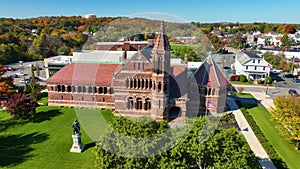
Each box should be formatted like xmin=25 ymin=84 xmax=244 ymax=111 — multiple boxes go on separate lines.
xmin=72 ymin=119 xmax=80 ymax=135
xmin=70 ymin=119 xmax=85 ymax=153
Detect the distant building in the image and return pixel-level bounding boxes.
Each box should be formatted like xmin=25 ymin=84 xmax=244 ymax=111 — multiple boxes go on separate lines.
xmin=234 ymin=50 xmax=271 ymax=80
xmin=46 ymin=22 xmax=228 ymax=120
xmin=84 ymin=14 xmax=96 ymax=19
xmin=93 ymin=41 xmax=152 ymax=51
xmin=44 ymin=56 xmax=73 ymax=79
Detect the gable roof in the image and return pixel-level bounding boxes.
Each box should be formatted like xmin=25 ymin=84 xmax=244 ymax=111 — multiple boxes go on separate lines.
xmin=191 ymin=56 xmax=227 ymax=87
xmin=236 ymin=50 xmax=261 ymax=64
xmin=47 ymin=63 xmax=120 ymax=85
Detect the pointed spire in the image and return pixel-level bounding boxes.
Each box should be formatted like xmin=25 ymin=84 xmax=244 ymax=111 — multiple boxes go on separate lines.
xmin=153 ymin=21 xmax=171 ymax=51
xmin=160 ymin=21 xmax=166 ymax=36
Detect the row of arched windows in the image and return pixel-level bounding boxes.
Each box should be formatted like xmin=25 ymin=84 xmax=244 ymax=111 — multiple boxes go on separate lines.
xmin=125 ymin=78 xmax=166 ymax=92
xmin=50 ymin=85 xmax=112 ymax=95
xmin=127 ymin=97 xmax=151 ymax=110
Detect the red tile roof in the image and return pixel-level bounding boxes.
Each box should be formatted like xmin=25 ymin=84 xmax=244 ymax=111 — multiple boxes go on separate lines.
xmin=192 ymin=56 xmax=227 ymax=87
xmin=47 ymin=63 xmax=120 ymax=85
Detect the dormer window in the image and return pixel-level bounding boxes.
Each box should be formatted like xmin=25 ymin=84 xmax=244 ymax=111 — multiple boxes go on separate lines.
xmin=258 ymin=60 xmax=260 ymax=63
xmin=253 ymin=60 xmax=255 ymax=63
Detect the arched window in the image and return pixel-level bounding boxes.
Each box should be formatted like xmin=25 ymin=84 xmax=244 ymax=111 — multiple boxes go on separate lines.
xmin=144 ymin=98 xmax=151 ymax=110
xmin=149 ymin=80 xmax=152 ymax=89
xmin=99 ymin=87 xmax=103 ymax=94
xmin=72 ymin=86 xmax=76 ymax=93
xmin=127 ymin=97 xmax=133 ymax=109
xmin=67 ymin=85 xmax=72 ymax=92
xmin=62 ymin=85 xmax=66 ymax=92
xmin=93 ymin=87 xmax=97 ymax=93
xmin=145 ymin=79 xmax=148 ymax=89
xmin=78 ymin=86 xmax=82 ymax=93
xmin=134 ymin=79 xmax=137 ymax=88
xmin=138 ymin=79 xmax=141 ymax=89
xmin=104 ymin=87 xmax=107 ymax=94
xmin=130 ymin=79 xmax=133 ymax=88
xmin=126 ymin=78 xmax=129 ymax=88
xmin=82 ymin=86 xmax=86 ymax=93
xmin=136 ymin=98 xmax=143 ymax=110
xmin=208 ymin=88 xmax=212 ymax=95
xmin=57 ymin=85 xmax=61 ymax=92
xmin=212 ymin=88 xmax=215 ymax=96
xmin=61 ymin=95 xmax=63 ymax=100
xmin=51 ymin=86 xmax=54 ymax=91
xmin=158 ymin=82 xmax=162 ymax=92
xmin=88 ymin=86 xmax=92 ymax=93
xmin=142 ymin=79 xmax=144 ymax=89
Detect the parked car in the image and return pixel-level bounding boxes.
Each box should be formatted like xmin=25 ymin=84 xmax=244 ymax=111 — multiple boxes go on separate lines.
xmin=4 ymin=66 xmax=15 ymax=71
xmin=272 ymin=68 xmax=283 ymax=73
xmin=292 ymin=78 xmax=300 ymax=83
xmin=288 ymin=89 xmax=299 ymax=97
xmin=15 ymin=72 xmax=25 ymax=76
xmin=10 ymin=74 xmax=19 ymax=78
xmin=283 ymin=73 xmax=294 ymax=78
xmin=19 ymin=79 xmax=30 ymax=83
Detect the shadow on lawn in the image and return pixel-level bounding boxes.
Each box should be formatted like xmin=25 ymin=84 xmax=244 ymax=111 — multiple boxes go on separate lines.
xmin=0 ymin=132 xmax=49 ymax=167
xmin=31 ymin=109 xmax=62 ymax=123
xmin=0 ymin=119 xmax=26 ymax=133
xmin=82 ymin=142 xmax=96 ymax=152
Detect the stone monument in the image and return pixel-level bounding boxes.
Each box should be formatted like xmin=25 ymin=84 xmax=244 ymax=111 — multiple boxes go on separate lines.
xmin=70 ymin=119 xmax=85 ymax=153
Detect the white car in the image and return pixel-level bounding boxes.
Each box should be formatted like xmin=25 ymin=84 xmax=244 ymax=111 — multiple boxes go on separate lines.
xmin=272 ymin=69 xmax=282 ymax=73
xmin=15 ymin=72 xmax=25 ymax=76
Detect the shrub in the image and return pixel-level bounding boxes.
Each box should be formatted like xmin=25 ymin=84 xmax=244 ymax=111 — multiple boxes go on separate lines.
xmin=248 ymin=78 xmax=253 ymax=84
xmin=265 ymin=76 xmax=272 ymax=84
xmin=240 ymin=75 xmax=247 ymax=82
xmin=234 ymin=75 xmax=240 ymax=81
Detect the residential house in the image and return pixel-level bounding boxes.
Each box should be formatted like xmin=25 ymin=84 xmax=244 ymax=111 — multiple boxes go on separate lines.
xmin=234 ymin=50 xmax=271 ymax=80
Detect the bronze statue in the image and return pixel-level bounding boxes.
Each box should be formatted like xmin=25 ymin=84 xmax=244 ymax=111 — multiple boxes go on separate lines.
xmin=72 ymin=119 xmax=80 ymax=135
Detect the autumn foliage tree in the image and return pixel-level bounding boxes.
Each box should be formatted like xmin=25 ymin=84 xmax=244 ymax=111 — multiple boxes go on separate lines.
xmin=4 ymin=92 xmax=38 ymax=119
xmin=0 ymin=64 xmax=13 ymax=97
xmin=271 ymin=95 xmax=300 ymax=149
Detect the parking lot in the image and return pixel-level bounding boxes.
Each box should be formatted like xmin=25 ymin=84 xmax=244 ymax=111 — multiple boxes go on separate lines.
xmin=3 ymin=61 xmax=47 ymax=87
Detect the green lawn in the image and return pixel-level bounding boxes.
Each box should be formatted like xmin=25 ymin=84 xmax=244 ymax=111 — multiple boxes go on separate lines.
xmin=246 ymin=105 xmax=300 ymax=169
xmin=234 ymin=92 xmax=255 ymax=98
xmin=0 ymin=106 xmax=114 ymax=169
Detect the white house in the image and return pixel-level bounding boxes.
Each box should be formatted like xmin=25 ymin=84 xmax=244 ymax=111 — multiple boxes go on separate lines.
xmin=234 ymin=50 xmax=271 ymax=80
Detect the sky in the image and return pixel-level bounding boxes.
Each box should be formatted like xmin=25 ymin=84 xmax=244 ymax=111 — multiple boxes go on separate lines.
xmin=0 ymin=0 xmax=300 ymax=23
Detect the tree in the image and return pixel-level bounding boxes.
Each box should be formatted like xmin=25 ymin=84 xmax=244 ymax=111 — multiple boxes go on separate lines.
xmin=0 ymin=64 xmax=13 ymax=97
xmin=271 ymin=95 xmax=300 ymax=149
xmin=4 ymin=92 xmax=38 ymax=119
xmin=208 ymin=34 xmax=223 ymax=52
xmin=35 ymin=62 xmax=40 ymax=77
xmin=95 ymin=115 xmax=260 ymax=169
xmin=228 ymin=32 xmax=247 ymax=49
xmin=27 ymin=65 xmax=40 ymax=101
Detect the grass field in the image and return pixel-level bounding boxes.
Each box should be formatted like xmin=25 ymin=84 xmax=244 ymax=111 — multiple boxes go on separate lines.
xmin=0 ymin=106 xmax=114 ymax=169
xmin=246 ymin=105 xmax=300 ymax=169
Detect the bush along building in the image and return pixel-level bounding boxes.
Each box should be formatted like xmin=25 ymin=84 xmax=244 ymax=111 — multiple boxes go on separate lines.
xmin=46 ymin=22 xmax=228 ymax=120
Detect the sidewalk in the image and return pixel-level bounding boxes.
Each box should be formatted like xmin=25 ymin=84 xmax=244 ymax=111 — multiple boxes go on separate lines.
xmin=250 ymin=91 xmax=275 ymax=110
xmin=227 ymin=97 xmax=276 ymax=169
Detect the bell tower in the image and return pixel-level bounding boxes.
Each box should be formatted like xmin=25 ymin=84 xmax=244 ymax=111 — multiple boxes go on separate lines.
xmin=151 ymin=21 xmax=171 ymax=120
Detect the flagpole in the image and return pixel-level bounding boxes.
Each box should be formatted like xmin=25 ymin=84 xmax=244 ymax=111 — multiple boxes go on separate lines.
xmin=205 ymin=101 xmax=208 ymax=116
